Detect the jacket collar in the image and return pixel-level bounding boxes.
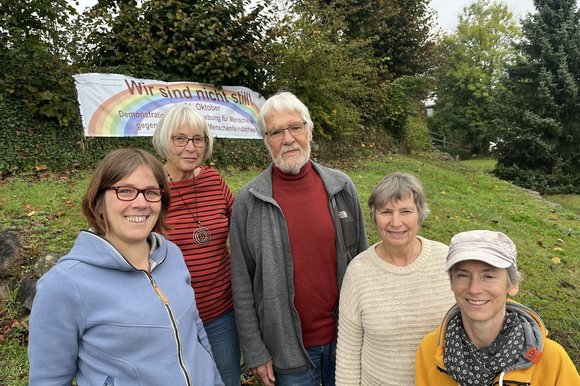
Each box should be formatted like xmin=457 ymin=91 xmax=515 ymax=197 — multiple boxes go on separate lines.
xmin=60 ymin=230 xmax=168 ymax=272
xmin=248 ymin=161 xmax=348 ymax=200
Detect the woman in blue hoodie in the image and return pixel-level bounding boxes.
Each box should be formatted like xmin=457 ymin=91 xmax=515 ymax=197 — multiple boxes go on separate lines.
xmin=28 ymin=148 xmax=223 ymax=386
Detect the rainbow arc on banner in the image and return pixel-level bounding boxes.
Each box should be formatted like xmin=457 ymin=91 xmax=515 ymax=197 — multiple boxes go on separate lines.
xmin=74 ymin=74 xmax=264 ymax=138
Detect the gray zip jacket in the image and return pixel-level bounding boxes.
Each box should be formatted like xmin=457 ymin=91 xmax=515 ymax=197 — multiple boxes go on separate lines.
xmin=229 ymin=161 xmax=368 ymax=374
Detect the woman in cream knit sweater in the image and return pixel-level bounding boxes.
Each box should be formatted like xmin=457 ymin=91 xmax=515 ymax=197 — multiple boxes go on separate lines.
xmin=335 ymin=172 xmax=455 ymax=386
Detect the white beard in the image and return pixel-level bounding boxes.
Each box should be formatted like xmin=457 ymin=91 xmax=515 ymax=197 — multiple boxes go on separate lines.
xmin=271 ymin=143 xmax=311 ymax=175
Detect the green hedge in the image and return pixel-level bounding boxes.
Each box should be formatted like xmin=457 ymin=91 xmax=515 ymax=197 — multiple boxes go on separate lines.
xmin=1 ymin=96 xmax=409 ymax=175
xmin=0 ymin=97 xmax=272 ymax=174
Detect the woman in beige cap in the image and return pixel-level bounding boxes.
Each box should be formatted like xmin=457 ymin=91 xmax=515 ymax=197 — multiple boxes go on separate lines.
xmin=416 ymin=229 xmax=580 ymax=386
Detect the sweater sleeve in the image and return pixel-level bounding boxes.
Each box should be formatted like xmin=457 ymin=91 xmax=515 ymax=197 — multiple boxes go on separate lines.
xmin=229 ymin=192 xmax=272 ymax=369
xmin=336 ymin=267 xmax=363 ymax=386
xmin=28 ymin=268 xmax=84 ymax=386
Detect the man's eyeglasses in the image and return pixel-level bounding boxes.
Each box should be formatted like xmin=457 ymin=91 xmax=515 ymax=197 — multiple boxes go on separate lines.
xmin=109 ymin=186 xmax=164 ymax=202
xmin=172 ymin=135 xmax=208 ymax=148
xmin=265 ymin=122 xmax=307 ymax=142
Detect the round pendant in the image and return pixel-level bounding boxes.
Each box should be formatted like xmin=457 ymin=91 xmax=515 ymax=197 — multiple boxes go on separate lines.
xmin=193 ymin=226 xmax=211 ymax=246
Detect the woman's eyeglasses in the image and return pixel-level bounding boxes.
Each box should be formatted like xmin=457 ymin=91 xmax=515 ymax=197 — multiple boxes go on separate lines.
xmin=172 ymin=136 xmax=208 ymax=148
xmin=109 ymin=186 xmax=164 ymax=202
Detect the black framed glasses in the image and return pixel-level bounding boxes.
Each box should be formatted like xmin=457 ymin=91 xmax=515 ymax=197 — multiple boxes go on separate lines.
xmin=172 ymin=135 xmax=208 ymax=148
xmin=265 ymin=122 xmax=307 ymax=142
xmin=109 ymin=186 xmax=164 ymax=202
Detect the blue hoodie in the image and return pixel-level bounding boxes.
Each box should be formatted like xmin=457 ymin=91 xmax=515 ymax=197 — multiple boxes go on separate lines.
xmin=28 ymin=230 xmax=224 ymax=386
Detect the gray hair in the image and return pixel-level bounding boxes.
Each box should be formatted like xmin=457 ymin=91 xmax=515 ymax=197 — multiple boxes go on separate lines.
xmin=368 ymin=172 xmax=430 ymax=226
xmin=152 ymin=103 xmax=214 ymax=161
xmin=257 ymin=92 xmax=314 ymax=138
xmin=506 ymin=265 xmax=523 ymax=287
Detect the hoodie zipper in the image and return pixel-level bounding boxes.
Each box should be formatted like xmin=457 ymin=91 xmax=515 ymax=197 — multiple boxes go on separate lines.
xmin=83 ymin=232 xmax=193 ymax=384
xmin=146 ymin=272 xmax=192 ymax=386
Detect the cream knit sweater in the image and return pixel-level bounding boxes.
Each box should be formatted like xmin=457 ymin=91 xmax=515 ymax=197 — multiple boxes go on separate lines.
xmin=336 ymin=237 xmax=456 ymax=386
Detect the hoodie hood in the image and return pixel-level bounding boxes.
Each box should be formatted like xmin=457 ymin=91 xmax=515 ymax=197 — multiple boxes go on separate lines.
xmin=58 ymin=230 xmax=168 ymax=271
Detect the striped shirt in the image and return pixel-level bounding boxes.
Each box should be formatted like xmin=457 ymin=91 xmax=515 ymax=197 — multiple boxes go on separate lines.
xmin=165 ymin=167 xmax=234 ymax=322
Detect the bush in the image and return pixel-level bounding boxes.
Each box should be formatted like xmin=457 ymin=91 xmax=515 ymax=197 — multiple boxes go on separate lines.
xmin=0 ymin=97 xmax=86 ymax=175
xmin=404 ymin=106 xmax=432 ymax=153
xmin=493 ymin=131 xmax=580 ymax=194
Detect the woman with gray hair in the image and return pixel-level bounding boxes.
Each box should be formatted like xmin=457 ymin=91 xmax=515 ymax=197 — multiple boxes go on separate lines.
xmin=152 ymin=103 xmax=240 ymax=386
xmin=416 ymin=230 xmax=579 ymax=385
xmin=336 ymin=172 xmax=455 ymax=386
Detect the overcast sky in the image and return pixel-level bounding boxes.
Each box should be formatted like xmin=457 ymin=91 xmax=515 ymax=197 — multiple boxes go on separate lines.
xmin=430 ymin=0 xmax=580 ymax=33
xmin=430 ymin=0 xmax=535 ymax=32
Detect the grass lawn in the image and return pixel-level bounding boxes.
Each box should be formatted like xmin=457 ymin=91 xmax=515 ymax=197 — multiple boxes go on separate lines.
xmin=0 ymin=153 xmax=578 ymax=384
xmin=544 ymin=194 xmax=580 ymax=216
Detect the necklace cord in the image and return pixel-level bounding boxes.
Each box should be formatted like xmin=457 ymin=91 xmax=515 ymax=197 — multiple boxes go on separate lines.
xmin=166 ymin=169 xmax=212 ymax=246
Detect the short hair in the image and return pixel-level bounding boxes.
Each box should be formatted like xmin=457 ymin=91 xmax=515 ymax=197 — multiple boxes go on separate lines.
xmin=257 ymin=91 xmax=314 ymax=138
xmin=82 ymin=148 xmax=171 ymax=235
xmin=507 ymin=264 xmax=523 ymax=286
xmin=152 ymin=103 xmax=214 ymax=161
xmin=368 ymin=172 xmax=430 ymax=226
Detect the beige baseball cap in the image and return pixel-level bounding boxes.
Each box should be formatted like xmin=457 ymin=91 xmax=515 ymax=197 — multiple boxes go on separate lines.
xmin=445 ymin=230 xmax=517 ymax=271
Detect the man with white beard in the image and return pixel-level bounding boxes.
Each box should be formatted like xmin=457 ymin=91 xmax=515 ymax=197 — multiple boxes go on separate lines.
xmin=229 ymin=91 xmax=368 ymax=386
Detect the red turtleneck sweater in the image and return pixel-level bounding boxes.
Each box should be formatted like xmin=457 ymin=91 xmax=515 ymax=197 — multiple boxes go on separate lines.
xmin=272 ymin=162 xmax=338 ymax=347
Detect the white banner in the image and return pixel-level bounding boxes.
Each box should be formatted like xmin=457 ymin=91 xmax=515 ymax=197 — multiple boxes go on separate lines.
xmin=73 ymin=73 xmax=265 ymax=139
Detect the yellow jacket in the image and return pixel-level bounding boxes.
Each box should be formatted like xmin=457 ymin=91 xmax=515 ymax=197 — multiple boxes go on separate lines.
xmin=416 ymin=301 xmax=580 ymax=386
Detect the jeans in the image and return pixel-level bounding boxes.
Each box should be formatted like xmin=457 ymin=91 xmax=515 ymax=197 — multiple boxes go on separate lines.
xmin=204 ymin=309 xmax=241 ymax=386
xmin=275 ymin=341 xmax=336 ymax=386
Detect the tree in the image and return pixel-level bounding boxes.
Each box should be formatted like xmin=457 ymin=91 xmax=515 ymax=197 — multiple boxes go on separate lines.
xmin=318 ymin=0 xmax=436 ymax=79
xmin=430 ymin=0 xmax=520 ymax=155
xmin=0 ymin=0 xmax=79 ymax=123
xmin=80 ymin=0 xmax=266 ymax=89
xmin=494 ymin=0 xmax=580 ymax=193
xmin=259 ymin=0 xmax=385 ymax=139
xmin=262 ymin=0 xmax=438 ymax=142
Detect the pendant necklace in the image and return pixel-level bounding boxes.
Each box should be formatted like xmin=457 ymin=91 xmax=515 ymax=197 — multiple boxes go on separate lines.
xmin=167 ymin=170 xmax=211 ymax=246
